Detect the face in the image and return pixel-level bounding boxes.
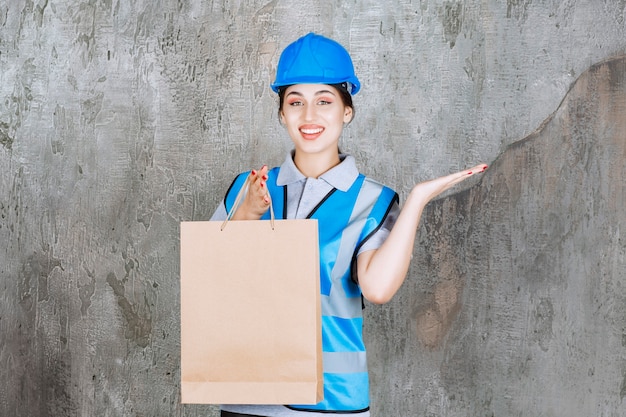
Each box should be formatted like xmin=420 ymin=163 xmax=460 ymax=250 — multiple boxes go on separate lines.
xmin=280 ymin=84 xmax=353 ymax=159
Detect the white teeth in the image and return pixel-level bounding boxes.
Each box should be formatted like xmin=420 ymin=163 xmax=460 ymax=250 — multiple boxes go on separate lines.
xmin=301 ymin=128 xmax=323 ymax=134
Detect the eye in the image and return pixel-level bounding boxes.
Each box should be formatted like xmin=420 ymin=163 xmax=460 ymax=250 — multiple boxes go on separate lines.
xmin=287 ymin=99 xmax=303 ymax=106
xmin=317 ymin=98 xmax=333 ymax=105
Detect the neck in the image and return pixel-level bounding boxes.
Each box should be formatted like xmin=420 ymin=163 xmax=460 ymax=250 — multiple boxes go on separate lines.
xmin=293 ymin=151 xmax=341 ymax=178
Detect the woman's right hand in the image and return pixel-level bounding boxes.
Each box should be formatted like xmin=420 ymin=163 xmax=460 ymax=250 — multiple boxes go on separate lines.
xmin=232 ymin=165 xmax=271 ymax=220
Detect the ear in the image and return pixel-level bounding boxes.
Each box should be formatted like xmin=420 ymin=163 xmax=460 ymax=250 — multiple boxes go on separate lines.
xmin=279 ymin=110 xmax=286 ymax=125
xmin=343 ymin=106 xmax=354 ymax=124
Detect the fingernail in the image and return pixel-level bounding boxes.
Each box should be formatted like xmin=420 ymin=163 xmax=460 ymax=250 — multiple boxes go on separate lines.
xmin=468 ymin=171 xmax=473 ymax=175
xmin=262 ymin=175 xmax=268 ymax=180
xmin=260 ymin=182 xmax=265 ymax=188
xmin=251 ymin=170 xmax=257 ymax=176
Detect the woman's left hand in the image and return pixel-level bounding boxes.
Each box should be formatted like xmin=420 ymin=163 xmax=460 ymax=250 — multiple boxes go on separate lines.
xmin=410 ymin=163 xmax=488 ymax=205
xmin=358 ymin=163 xmax=488 ymax=304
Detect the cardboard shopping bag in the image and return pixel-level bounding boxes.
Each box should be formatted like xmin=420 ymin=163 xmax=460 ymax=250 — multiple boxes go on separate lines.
xmin=180 ymin=197 xmax=322 ymax=404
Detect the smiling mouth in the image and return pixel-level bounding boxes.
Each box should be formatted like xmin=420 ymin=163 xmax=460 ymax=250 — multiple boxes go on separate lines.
xmin=300 ymin=127 xmax=324 ymax=135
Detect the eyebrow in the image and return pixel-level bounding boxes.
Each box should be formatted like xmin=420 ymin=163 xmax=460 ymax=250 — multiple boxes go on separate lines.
xmin=286 ymin=89 xmax=337 ymax=97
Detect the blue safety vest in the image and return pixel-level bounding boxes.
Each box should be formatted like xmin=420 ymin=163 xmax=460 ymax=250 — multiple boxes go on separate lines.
xmin=224 ymin=167 xmax=398 ymax=412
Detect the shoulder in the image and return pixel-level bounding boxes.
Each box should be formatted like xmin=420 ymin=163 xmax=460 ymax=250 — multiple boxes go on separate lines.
xmin=344 ymin=154 xmax=396 ymax=195
xmin=360 ymin=175 xmax=398 ymax=203
xmin=361 ymin=175 xmax=394 ymax=191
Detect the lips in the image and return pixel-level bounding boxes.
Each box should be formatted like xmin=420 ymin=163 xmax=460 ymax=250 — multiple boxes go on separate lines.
xmin=299 ymin=125 xmax=324 ymax=140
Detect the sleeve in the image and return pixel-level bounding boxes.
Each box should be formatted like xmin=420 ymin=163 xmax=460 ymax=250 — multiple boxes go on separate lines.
xmin=209 ymin=201 xmax=228 ymax=221
xmin=357 ymin=199 xmax=400 ymax=255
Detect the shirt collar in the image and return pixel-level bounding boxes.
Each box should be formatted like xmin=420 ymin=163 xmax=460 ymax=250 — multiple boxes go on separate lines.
xmin=276 ymin=151 xmax=360 ymax=192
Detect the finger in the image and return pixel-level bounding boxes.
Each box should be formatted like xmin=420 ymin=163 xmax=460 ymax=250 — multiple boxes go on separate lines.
xmin=259 ymin=164 xmax=269 ymax=176
xmin=246 ymin=165 xmax=270 ymax=207
xmin=258 ymin=165 xmax=269 ymax=189
xmin=251 ymin=164 xmax=267 ymax=181
xmin=251 ymin=169 xmax=270 ymax=200
xmin=249 ymin=164 xmax=269 ymax=177
xmin=465 ymin=163 xmax=488 ymax=175
xmin=447 ymin=163 xmax=488 ymax=182
xmin=258 ymin=174 xmax=271 ymax=206
xmin=255 ymin=172 xmax=269 ymax=192
xmin=440 ymin=163 xmax=488 ymax=190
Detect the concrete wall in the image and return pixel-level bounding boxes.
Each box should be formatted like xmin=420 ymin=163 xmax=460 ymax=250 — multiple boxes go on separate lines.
xmin=367 ymin=56 xmax=626 ymax=416
xmin=0 ymin=1 xmax=624 ymax=416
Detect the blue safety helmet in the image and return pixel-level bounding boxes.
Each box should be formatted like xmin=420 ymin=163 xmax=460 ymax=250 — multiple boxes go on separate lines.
xmin=271 ymin=33 xmax=361 ymax=95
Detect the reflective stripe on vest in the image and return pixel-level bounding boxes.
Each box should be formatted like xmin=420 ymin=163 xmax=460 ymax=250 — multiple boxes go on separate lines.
xmin=224 ymin=167 xmax=398 ymax=412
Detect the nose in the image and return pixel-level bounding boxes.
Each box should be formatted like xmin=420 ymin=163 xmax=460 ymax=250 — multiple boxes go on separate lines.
xmin=304 ymin=103 xmax=316 ymax=121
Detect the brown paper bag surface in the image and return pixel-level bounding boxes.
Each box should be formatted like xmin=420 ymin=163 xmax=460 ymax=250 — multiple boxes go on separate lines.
xmin=180 ymin=219 xmax=322 ymax=405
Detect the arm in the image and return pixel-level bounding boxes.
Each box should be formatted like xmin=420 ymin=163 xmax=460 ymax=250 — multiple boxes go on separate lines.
xmin=231 ymin=165 xmax=271 ymax=220
xmin=357 ymin=163 xmax=488 ymax=304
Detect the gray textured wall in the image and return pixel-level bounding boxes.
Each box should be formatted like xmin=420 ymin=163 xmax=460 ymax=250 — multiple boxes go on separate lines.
xmin=0 ymin=1 xmax=625 ymax=416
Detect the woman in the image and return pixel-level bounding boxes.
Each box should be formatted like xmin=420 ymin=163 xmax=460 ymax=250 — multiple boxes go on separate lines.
xmin=211 ymin=32 xmax=487 ymax=417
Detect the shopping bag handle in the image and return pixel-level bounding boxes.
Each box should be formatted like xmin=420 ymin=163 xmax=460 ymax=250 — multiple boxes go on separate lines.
xmin=221 ymin=175 xmax=275 ymax=231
